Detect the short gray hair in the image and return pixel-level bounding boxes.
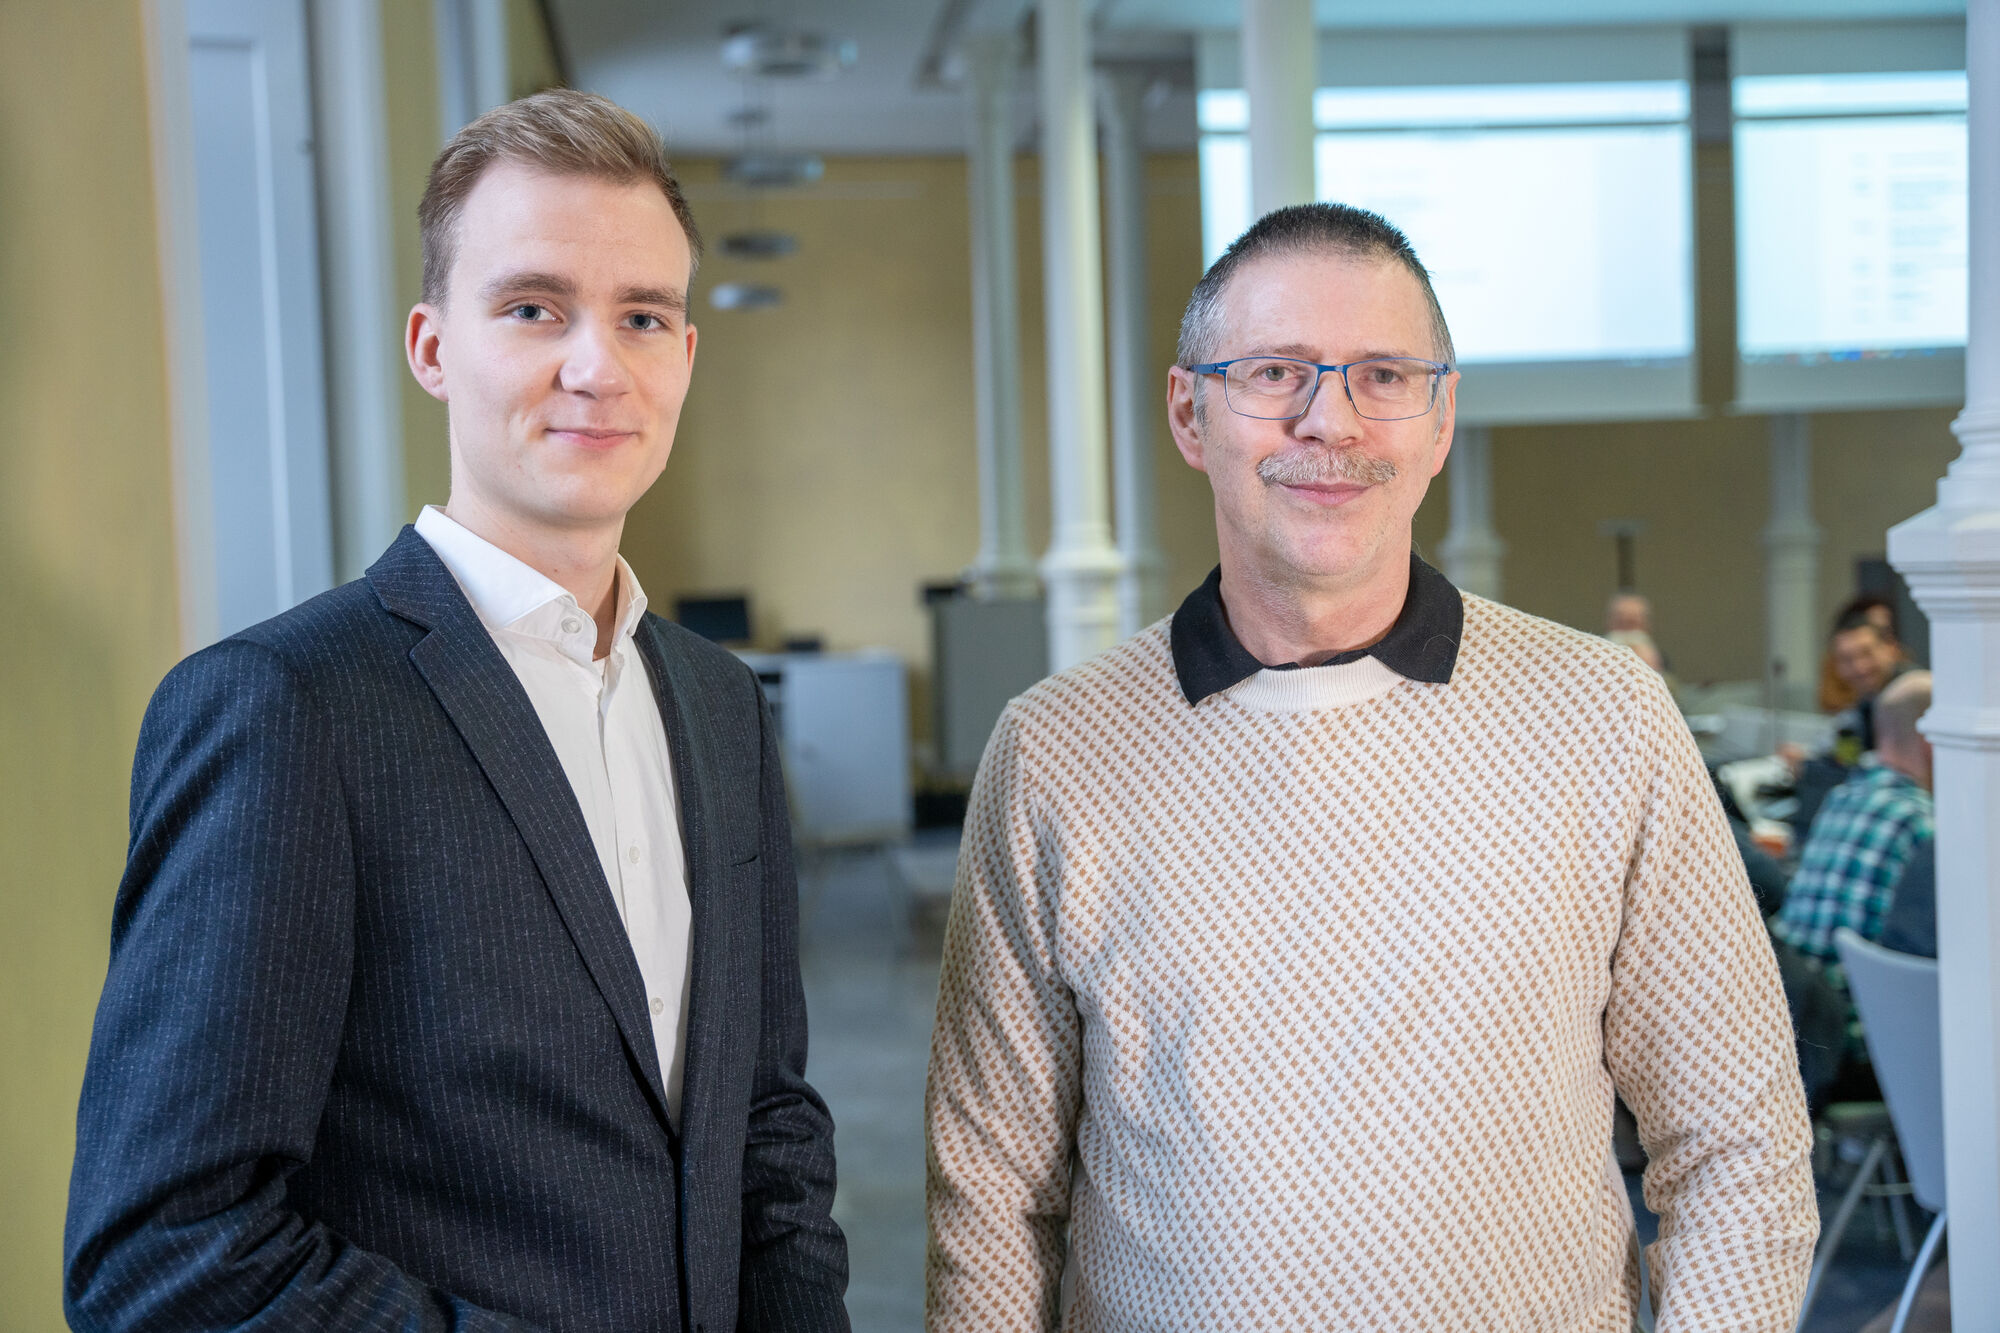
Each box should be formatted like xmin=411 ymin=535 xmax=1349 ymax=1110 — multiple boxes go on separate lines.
xmin=1175 ymin=203 xmax=1455 ymax=371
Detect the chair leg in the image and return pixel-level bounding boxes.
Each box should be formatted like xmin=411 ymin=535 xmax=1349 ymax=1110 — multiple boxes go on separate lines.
xmin=1877 ymin=1147 xmax=1917 ymax=1261
xmin=1797 ymin=1136 xmax=1890 ymax=1331
xmin=1887 ymin=1211 xmax=1947 ymax=1333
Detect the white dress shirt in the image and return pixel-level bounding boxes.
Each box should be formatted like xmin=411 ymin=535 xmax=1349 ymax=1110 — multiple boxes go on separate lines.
xmin=416 ymin=505 xmax=693 ymax=1124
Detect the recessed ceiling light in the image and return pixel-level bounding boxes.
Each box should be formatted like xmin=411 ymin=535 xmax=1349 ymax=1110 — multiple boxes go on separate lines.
xmin=709 ymin=283 xmax=784 ymax=311
xmin=722 ymin=23 xmax=857 ymax=80
xmin=720 ymin=230 xmax=800 ymax=259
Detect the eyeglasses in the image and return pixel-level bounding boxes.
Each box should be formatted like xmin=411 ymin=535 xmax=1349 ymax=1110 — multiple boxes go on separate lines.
xmin=1184 ymin=355 xmax=1451 ymax=422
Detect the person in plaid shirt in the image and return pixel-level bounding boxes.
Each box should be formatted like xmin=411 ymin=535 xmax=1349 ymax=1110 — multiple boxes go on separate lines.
xmin=1772 ymin=670 xmax=1935 ymax=966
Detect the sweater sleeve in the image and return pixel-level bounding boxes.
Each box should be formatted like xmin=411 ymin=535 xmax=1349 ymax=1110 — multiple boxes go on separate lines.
xmin=925 ymin=704 xmax=1080 ymax=1332
xmin=1605 ymin=670 xmax=1820 ymax=1332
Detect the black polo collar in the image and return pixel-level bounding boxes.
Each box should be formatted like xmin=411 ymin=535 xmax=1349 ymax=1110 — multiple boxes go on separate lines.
xmin=1170 ymin=552 xmax=1463 ymax=705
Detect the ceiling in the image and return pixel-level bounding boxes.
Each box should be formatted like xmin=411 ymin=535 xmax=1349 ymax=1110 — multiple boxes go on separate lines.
xmin=549 ymin=0 xmax=1965 ymax=157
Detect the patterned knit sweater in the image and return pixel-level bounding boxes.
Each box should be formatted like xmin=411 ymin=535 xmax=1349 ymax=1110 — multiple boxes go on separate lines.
xmin=925 ymin=595 xmax=1817 ymax=1332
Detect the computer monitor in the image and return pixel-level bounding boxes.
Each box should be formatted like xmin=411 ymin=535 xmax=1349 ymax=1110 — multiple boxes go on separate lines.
xmin=675 ymin=594 xmax=751 ymax=645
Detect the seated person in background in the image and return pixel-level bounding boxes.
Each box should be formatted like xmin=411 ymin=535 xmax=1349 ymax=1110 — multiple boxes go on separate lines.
xmin=1770 ymin=672 xmax=1934 ymax=1101
xmin=1826 ymin=606 xmax=1913 ymax=754
xmin=1815 ymin=594 xmax=1901 ymax=714
xmin=1773 ymin=670 xmax=1933 ymax=961
xmin=1604 ymin=589 xmax=1666 ymax=672
xmin=1786 ymin=604 xmax=1916 ymax=838
xmin=1877 ymin=837 xmax=1938 ymax=959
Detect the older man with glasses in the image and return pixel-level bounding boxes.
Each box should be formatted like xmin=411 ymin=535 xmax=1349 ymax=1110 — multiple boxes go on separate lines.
xmin=925 ymin=202 xmax=1816 ymax=1332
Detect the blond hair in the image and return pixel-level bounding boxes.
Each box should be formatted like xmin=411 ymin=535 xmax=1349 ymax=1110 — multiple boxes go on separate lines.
xmin=418 ymin=88 xmax=702 ymax=304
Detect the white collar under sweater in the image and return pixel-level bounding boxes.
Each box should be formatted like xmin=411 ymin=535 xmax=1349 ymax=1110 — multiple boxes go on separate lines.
xmin=1222 ymin=655 xmax=1407 ymax=712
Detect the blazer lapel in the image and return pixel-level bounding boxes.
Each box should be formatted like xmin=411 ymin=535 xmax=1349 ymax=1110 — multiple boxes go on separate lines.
xmin=368 ymin=529 xmax=674 ymax=1131
xmin=633 ymin=621 xmax=730 ymax=1138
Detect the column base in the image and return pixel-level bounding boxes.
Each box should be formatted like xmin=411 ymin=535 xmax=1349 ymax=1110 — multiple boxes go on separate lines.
xmin=965 ymin=556 xmax=1040 ymax=602
xmin=1042 ymin=542 xmax=1127 ymax=671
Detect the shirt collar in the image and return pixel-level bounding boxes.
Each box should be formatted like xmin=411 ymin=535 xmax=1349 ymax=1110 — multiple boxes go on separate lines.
xmin=414 ymin=505 xmax=650 ymax=652
xmin=1169 ymin=551 xmax=1463 ymax=706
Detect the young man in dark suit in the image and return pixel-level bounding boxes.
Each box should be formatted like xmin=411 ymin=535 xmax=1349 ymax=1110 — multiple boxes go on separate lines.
xmin=66 ymin=90 xmax=848 ymax=1333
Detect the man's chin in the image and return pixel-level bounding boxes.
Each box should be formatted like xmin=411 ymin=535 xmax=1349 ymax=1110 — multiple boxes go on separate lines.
xmin=514 ymin=489 xmax=647 ymax=534
xmin=1265 ymin=532 xmax=1398 ymax=587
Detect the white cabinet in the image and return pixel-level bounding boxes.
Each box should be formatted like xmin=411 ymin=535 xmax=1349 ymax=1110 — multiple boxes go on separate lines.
xmin=738 ymin=651 xmax=911 ymax=846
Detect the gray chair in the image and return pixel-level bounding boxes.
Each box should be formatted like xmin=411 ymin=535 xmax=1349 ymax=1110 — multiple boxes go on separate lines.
xmin=1834 ymin=928 xmax=1947 ymax=1333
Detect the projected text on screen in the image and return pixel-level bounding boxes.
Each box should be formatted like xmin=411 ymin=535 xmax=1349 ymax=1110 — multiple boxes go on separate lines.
xmin=1735 ymin=72 xmax=1967 ymax=361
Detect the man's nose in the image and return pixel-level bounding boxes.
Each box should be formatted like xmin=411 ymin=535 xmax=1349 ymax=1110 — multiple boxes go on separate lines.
xmin=558 ymin=319 xmax=632 ymax=397
xmin=1294 ymin=367 xmax=1365 ymax=442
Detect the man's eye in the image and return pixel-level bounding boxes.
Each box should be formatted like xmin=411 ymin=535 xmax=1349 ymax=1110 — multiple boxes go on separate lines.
xmin=627 ymin=312 xmax=664 ymax=331
xmin=509 ymin=304 xmax=549 ymax=321
xmin=1249 ymin=362 xmax=1300 ymax=384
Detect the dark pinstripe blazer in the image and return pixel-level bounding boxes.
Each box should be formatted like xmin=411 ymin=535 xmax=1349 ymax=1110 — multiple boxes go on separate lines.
xmin=65 ymin=528 xmax=849 ymax=1333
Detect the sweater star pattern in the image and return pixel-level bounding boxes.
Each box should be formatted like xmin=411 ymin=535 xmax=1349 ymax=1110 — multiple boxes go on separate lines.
xmin=925 ymin=594 xmax=1817 ymax=1333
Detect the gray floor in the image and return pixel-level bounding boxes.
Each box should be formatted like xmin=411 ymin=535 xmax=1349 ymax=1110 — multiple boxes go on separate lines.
xmin=798 ymin=839 xmax=1941 ymax=1333
xmin=799 ymin=842 xmax=945 ymax=1333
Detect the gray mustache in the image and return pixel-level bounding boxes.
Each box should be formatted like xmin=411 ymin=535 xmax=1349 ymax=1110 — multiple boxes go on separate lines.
xmin=1256 ymin=449 xmax=1399 ymax=487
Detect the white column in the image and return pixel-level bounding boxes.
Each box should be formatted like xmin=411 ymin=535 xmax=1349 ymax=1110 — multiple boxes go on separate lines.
xmin=312 ymin=0 xmax=407 ymax=581
xmin=962 ymin=35 xmax=1037 ymax=600
xmin=1437 ymin=425 xmax=1503 ymax=600
xmin=469 ymin=0 xmax=509 ymax=116
xmin=434 ymin=0 xmax=509 ymax=137
xmin=1099 ymin=65 xmax=1166 ymax=634
xmin=1242 ymin=0 xmax=1315 ymax=217
xmin=1886 ymin=0 xmax=2000 ymax=1321
xmin=1035 ymin=0 xmax=1125 ymax=670
xmin=1763 ymin=414 xmax=1820 ymax=711
xmin=142 ymin=0 xmax=219 ymax=650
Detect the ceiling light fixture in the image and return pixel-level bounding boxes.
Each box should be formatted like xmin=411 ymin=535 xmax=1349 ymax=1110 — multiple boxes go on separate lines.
xmin=721 ymin=23 xmax=857 ymax=80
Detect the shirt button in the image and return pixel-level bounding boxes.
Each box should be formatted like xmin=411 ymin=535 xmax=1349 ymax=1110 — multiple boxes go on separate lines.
xmin=561 ymin=616 xmax=583 ymax=634
xmin=651 ymin=996 xmax=666 ymax=1016
xmin=627 ymin=845 xmax=642 ymax=864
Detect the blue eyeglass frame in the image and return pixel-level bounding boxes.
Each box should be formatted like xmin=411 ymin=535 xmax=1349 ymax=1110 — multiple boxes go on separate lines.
xmin=1184 ymin=355 xmax=1454 ymax=422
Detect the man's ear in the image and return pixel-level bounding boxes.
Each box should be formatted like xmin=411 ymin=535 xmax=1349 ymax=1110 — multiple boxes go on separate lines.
xmin=407 ymin=304 xmax=448 ymax=404
xmin=1167 ymin=367 xmax=1209 ymax=474
xmin=1427 ymin=369 xmax=1459 ymax=478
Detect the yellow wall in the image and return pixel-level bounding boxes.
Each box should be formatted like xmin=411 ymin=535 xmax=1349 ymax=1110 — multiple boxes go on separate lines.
xmin=508 ymin=0 xmax=564 ymax=102
xmin=0 ymin=4 xmax=184 ymax=1328
xmin=383 ymin=0 xmax=453 ymax=519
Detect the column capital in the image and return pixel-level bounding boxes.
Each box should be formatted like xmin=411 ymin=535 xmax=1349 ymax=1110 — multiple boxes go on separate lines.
xmin=1889 ymin=507 xmax=2000 ymax=751
xmin=1888 ymin=505 xmax=2000 ymax=590
xmin=1936 ymin=405 xmax=2000 ymax=509
xmin=965 ymin=557 xmax=1040 ymax=601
